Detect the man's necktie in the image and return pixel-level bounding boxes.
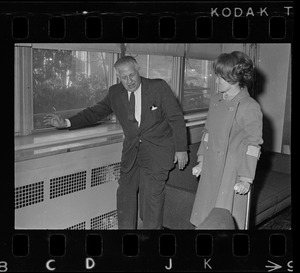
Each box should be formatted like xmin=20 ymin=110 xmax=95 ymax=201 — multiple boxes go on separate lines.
xmin=128 ymin=91 xmax=136 ymax=123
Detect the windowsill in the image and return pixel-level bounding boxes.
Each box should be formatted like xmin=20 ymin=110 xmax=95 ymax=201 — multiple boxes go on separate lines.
xmin=15 ymin=113 xmax=207 ymax=162
xmin=15 ymin=122 xmax=124 ymax=162
xmin=184 ymin=112 xmax=207 ymax=127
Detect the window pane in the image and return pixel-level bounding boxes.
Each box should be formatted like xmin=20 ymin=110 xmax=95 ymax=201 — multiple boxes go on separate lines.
xmin=133 ymin=55 xmax=172 ymax=86
xmin=149 ymin=55 xmax=172 ymax=86
xmin=33 ymin=49 xmax=110 ymax=130
xmin=134 ymin=55 xmax=147 ymax=77
xmin=182 ymin=59 xmax=215 ymax=112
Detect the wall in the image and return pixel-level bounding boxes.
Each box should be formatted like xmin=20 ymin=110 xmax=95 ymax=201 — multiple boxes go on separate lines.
xmin=281 ymin=54 xmax=291 ymax=154
xmin=256 ymin=44 xmax=291 ymax=153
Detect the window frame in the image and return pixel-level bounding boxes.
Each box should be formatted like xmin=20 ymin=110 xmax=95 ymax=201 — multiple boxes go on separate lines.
xmin=15 ymin=46 xmax=33 ymax=136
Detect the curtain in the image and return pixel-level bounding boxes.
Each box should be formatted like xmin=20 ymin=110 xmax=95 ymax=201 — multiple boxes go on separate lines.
xmin=126 ymin=43 xmax=185 ymax=57
xmin=185 ymin=43 xmax=222 ymax=60
xmin=15 ymin=43 xmax=223 ymax=60
xmin=15 ymin=43 xmax=122 ymax=53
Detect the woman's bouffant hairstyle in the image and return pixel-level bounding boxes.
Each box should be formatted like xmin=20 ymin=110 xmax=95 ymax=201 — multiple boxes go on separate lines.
xmin=213 ymin=51 xmax=254 ymax=88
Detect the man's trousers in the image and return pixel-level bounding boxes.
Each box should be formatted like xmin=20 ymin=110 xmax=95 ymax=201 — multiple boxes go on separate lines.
xmin=117 ymin=142 xmax=171 ymax=229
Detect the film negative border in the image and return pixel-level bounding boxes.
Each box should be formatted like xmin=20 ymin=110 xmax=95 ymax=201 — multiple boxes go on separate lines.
xmin=1 ymin=230 xmax=293 ymax=272
xmin=0 ymin=1 xmax=294 ymax=43
xmin=2 ymin=1 xmax=294 ymax=272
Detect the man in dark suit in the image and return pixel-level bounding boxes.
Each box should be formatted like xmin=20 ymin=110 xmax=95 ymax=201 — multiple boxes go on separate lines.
xmin=44 ymin=56 xmax=188 ymax=229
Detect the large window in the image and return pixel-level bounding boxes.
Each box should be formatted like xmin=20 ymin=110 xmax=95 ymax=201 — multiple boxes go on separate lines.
xmin=182 ymin=59 xmax=215 ymax=113
xmin=134 ymin=55 xmax=173 ymax=86
xmin=33 ymin=49 xmax=112 ymax=130
xmin=15 ymin=44 xmax=221 ymax=136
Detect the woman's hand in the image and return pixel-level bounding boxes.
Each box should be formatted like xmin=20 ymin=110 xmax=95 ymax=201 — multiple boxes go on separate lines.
xmin=192 ymin=161 xmax=203 ymax=177
xmin=234 ymin=180 xmax=251 ymax=195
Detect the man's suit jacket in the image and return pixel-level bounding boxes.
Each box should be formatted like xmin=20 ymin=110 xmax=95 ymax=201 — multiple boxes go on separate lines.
xmin=68 ymin=77 xmax=188 ymax=173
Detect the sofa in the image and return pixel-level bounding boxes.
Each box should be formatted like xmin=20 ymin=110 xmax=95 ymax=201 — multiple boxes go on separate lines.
xmin=163 ymin=150 xmax=291 ymax=229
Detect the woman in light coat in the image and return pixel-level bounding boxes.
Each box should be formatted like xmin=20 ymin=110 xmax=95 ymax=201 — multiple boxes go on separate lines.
xmin=190 ymin=51 xmax=263 ymax=229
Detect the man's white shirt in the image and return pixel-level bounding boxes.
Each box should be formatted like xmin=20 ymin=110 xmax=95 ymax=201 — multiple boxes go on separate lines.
xmin=128 ymin=84 xmax=141 ymax=126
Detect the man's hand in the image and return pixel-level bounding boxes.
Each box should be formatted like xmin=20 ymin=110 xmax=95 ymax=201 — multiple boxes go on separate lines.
xmin=43 ymin=113 xmax=68 ymax=128
xmin=174 ymin=151 xmax=188 ymax=170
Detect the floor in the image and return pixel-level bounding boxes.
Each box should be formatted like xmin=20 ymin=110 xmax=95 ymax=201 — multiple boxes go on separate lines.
xmin=256 ymin=206 xmax=292 ymax=230
xmin=144 ymin=206 xmax=292 ymax=230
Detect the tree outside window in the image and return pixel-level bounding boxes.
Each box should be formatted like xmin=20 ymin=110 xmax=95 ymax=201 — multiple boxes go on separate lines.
xmin=33 ymin=49 xmax=110 ymax=130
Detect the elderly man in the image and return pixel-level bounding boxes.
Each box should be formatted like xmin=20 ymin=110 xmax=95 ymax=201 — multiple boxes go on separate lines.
xmin=44 ymin=56 xmax=188 ymax=229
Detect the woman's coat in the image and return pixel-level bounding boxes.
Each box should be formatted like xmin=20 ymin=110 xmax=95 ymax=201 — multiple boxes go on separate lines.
xmin=190 ymin=88 xmax=263 ymax=229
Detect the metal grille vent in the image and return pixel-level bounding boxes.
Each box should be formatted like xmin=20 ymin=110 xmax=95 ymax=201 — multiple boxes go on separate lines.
xmin=15 ymin=181 xmax=44 ymax=209
xmin=90 ymin=210 xmax=118 ymax=230
xmin=50 ymin=171 xmax=87 ymax=199
xmin=66 ymin=221 xmax=86 ymax=230
xmin=91 ymin=162 xmax=121 ymax=187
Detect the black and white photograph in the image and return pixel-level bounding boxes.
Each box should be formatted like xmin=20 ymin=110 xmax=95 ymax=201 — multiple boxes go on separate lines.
xmin=14 ymin=43 xmax=291 ymax=231
xmin=2 ymin=1 xmax=293 ymax=272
